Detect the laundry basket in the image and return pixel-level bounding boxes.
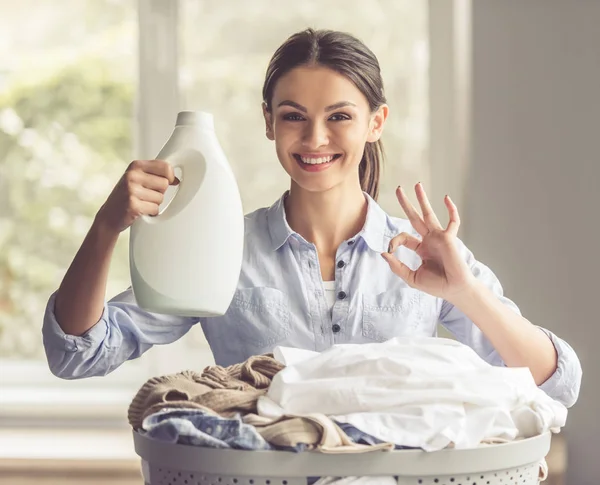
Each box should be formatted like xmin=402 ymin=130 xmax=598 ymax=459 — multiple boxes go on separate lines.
xmin=133 ymin=430 xmax=551 ymax=485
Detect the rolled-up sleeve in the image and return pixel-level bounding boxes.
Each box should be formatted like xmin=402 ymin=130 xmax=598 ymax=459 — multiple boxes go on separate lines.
xmin=42 ymin=287 xmax=199 ymax=380
xmin=536 ymin=326 xmax=582 ymax=408
xmin=439 ymin=238 xmax=582 ymax=408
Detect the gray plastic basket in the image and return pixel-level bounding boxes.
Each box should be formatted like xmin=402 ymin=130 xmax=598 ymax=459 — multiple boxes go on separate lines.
xmin=133 ymin=430 xmax=551 ymax=485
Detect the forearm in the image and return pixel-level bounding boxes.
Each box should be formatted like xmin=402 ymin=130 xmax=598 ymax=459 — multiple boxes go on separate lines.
xmin=54 ymin=216 xmax=120 ymax=336
xmin=449 ymin=279 xmax=558 ymax=386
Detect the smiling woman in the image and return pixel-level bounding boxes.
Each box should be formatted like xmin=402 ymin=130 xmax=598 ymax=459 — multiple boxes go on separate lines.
xmin=264 ymin=63 xmax=387 ymax=192
xmin=262 ymin=32 xmax=388 ymax=202
xmin=43 ymin=25 xmax=580 ymax=414
xmin=264 ymin=66 xmax=387 ymax=181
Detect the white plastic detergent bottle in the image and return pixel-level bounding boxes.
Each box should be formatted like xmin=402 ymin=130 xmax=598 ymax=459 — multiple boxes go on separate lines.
xmin=129 ymin=111 xmax=244 ymax=317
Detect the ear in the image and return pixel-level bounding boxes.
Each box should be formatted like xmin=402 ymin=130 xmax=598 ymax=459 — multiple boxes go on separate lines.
xmin=262 ymin=102 xmax=275 ymax=141
xmin=366 ymin=104 xmax=389 ymax=143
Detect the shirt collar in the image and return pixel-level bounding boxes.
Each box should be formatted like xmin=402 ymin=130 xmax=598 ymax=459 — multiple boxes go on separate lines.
xmin=266 ymin=191 xmax=295 ymax=251
xmin=358 ymin=192 xmax=395 ymax=253
xmin=266 ymin=190 xmax=396 ymax=253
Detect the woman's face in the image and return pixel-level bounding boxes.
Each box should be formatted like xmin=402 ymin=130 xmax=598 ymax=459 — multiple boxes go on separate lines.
xmin=264 ymin=65 xmax=388 ymax=194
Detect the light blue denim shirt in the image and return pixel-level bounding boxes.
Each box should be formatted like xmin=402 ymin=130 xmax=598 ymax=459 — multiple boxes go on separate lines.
xmin=42 ymin=192 xmax=582 ymax=407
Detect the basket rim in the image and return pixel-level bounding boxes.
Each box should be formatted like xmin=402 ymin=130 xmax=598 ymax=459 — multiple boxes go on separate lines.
xmin=132 ymin=430 xmax=552 ymax=477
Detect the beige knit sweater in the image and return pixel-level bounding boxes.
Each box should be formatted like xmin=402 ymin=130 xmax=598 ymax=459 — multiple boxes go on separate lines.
xmin=128 ymin=354 xmax=283 ymax=430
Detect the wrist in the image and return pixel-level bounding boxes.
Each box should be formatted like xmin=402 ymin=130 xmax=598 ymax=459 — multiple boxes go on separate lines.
xmin=445 ymin=277 xmax=484 ymax=308
xmin=92 ymin=211 xmax=121 ymax=245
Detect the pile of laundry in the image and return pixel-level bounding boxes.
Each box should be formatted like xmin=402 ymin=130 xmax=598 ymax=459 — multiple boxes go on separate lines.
xmin=128 ymin=337 xmax=566 ymax=481
xmin=128 ymin=350 xmax=393 ymax=453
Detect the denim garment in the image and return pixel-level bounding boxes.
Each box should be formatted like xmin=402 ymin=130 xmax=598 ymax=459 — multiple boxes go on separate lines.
xmin=142 ymin=408 xmax=273 ymax=451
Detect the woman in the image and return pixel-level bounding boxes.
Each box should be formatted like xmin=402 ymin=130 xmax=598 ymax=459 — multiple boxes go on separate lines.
xmin=43 ymin=29 xmax=581 ymax=408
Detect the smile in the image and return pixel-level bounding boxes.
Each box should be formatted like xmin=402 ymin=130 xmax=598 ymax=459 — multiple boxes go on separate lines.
xmin=293 ymin=153 xmax=342 ymax=172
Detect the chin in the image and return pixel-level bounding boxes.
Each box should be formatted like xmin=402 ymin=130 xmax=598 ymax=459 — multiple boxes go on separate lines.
xmin=288 ymin=172 xmax=348 ymax=194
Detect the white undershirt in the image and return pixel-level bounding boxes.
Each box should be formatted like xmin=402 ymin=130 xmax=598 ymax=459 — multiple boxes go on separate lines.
xmin=323 ymin=280 xmax=336 ymax=315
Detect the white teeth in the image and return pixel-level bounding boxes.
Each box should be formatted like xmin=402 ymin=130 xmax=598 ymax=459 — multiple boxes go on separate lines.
xmin=299 ymin=155 xmax=336 ymax=165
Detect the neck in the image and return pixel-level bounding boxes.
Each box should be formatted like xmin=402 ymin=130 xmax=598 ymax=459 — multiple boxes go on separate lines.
xmin=284 ymin=180 xmax=368 ymax=256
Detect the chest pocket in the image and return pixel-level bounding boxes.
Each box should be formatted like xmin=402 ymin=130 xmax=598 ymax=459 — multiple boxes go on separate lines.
xmin=227 ymin=287 xmax=291 ymax=356
xmin=362 ymin=288 xmax=425 ymax=342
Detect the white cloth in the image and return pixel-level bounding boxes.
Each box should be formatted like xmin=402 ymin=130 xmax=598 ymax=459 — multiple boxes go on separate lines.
xmin=259 ymin=337 xmax=567 ymax=451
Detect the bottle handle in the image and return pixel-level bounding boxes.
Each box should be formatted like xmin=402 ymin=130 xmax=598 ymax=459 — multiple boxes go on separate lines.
xmin=140 ymin=148 xmax=207 ymax=224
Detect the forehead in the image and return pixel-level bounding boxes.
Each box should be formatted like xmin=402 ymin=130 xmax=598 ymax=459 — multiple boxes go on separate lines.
xmin=272 ymin=65 xmax=368 ymax=109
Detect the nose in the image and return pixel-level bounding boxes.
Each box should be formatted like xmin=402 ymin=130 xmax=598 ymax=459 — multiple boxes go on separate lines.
xmin=301 ymin=119 xmax=329 ymax=149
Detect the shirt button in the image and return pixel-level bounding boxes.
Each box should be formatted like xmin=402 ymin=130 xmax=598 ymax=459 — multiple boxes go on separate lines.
xmin=337 ymin=291 xmax=347 ymax=300
xmin=347 ymin=240 xmax=355 ymax=246
xmin=337 ymin=260 xmax=345 ymax=269
xmin=332 ymin=324 xmax=341 ymax=333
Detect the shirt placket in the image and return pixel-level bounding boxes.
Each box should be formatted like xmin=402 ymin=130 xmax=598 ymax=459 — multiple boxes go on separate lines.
xmin=330 ymin=238 xmax=355 ymax=344
xmin=297 ymin=241 xmax=330 ymax=352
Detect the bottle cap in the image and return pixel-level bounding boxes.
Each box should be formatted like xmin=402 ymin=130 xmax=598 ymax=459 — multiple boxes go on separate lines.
xmin=175 ymin=111 xmax=214 ymax=129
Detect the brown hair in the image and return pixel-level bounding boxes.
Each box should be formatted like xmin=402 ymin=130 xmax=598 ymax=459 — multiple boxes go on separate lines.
xmin=262 ymin=28 xmax=386 ymax=200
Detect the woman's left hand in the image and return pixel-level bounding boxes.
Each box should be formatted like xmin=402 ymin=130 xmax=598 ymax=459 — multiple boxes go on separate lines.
xmin=381 ymin=183 xmax=476 ymax=303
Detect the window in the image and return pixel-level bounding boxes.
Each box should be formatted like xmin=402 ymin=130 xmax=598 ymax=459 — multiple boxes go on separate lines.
xmin=0 ymin=0 xmax=145 ymax=422
xmin=0 ymin=0 xmax=428 ymax=424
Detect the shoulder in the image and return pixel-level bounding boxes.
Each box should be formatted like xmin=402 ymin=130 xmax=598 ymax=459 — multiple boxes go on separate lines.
xmin=242 ymin=206 xmax=270 ymax=247
xmin=243 ymin=205 xmax=269 ymax=232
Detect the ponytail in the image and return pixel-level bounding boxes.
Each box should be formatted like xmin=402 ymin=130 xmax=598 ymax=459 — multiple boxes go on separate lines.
xmin=359 ymin=140 xmax=384 ymax=201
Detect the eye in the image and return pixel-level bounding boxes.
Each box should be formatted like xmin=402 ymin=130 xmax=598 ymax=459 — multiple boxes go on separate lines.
xmin=329 ymin=113 xmax=351 ymax=121
xmin=282 ymin=112 xmax=305 ymax=121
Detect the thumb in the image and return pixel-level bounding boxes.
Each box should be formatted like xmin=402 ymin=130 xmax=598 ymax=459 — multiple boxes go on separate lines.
xmin=164 ymin=161 xmax=179 ymax=185
xmin=381 ymin=251 xmax=415 ymax=286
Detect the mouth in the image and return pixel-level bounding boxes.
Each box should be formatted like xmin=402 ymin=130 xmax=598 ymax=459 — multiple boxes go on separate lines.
xmin=293 ymin=153 xmax=342 ymax=172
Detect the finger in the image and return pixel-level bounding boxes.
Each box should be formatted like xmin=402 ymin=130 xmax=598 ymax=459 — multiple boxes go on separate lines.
xmin=388 ymin=232 xmax=421 ymax=253
xmin=131 ymin=160 xmax=178 ymax=185
xmin=396 ymin=186 xmax=428 ymax=236
xmin=444 ymin=195 xmax=460 ymax=235
xmin=140 ymin=200 xmax=161 ymax=217
xmin=146 ymin=160 xmax=178 ymax=185
xmin=132 ymin=199 xmax=161 ymax=217
xmin=134 ymin=186 xmax=164 ymax=205
xmin=381 ymin=252 xmax=416 ymax=286
xmin=415 ymin=182 xmax=442 ymax=229
xmin=138 ymin=172 xmax=172 ymax=193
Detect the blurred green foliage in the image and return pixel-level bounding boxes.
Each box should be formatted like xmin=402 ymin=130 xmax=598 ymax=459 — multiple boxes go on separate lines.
xmin=0 ymin=58 xmax=133 ymax=358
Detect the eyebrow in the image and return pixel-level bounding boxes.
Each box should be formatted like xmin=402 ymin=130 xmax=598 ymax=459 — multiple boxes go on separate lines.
xmin=277 ymin=100 xmax=357 ymax=112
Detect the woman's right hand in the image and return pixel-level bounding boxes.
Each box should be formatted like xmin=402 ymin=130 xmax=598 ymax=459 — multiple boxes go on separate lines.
xmin=95 ymin=159 xmax=180 ymax=234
